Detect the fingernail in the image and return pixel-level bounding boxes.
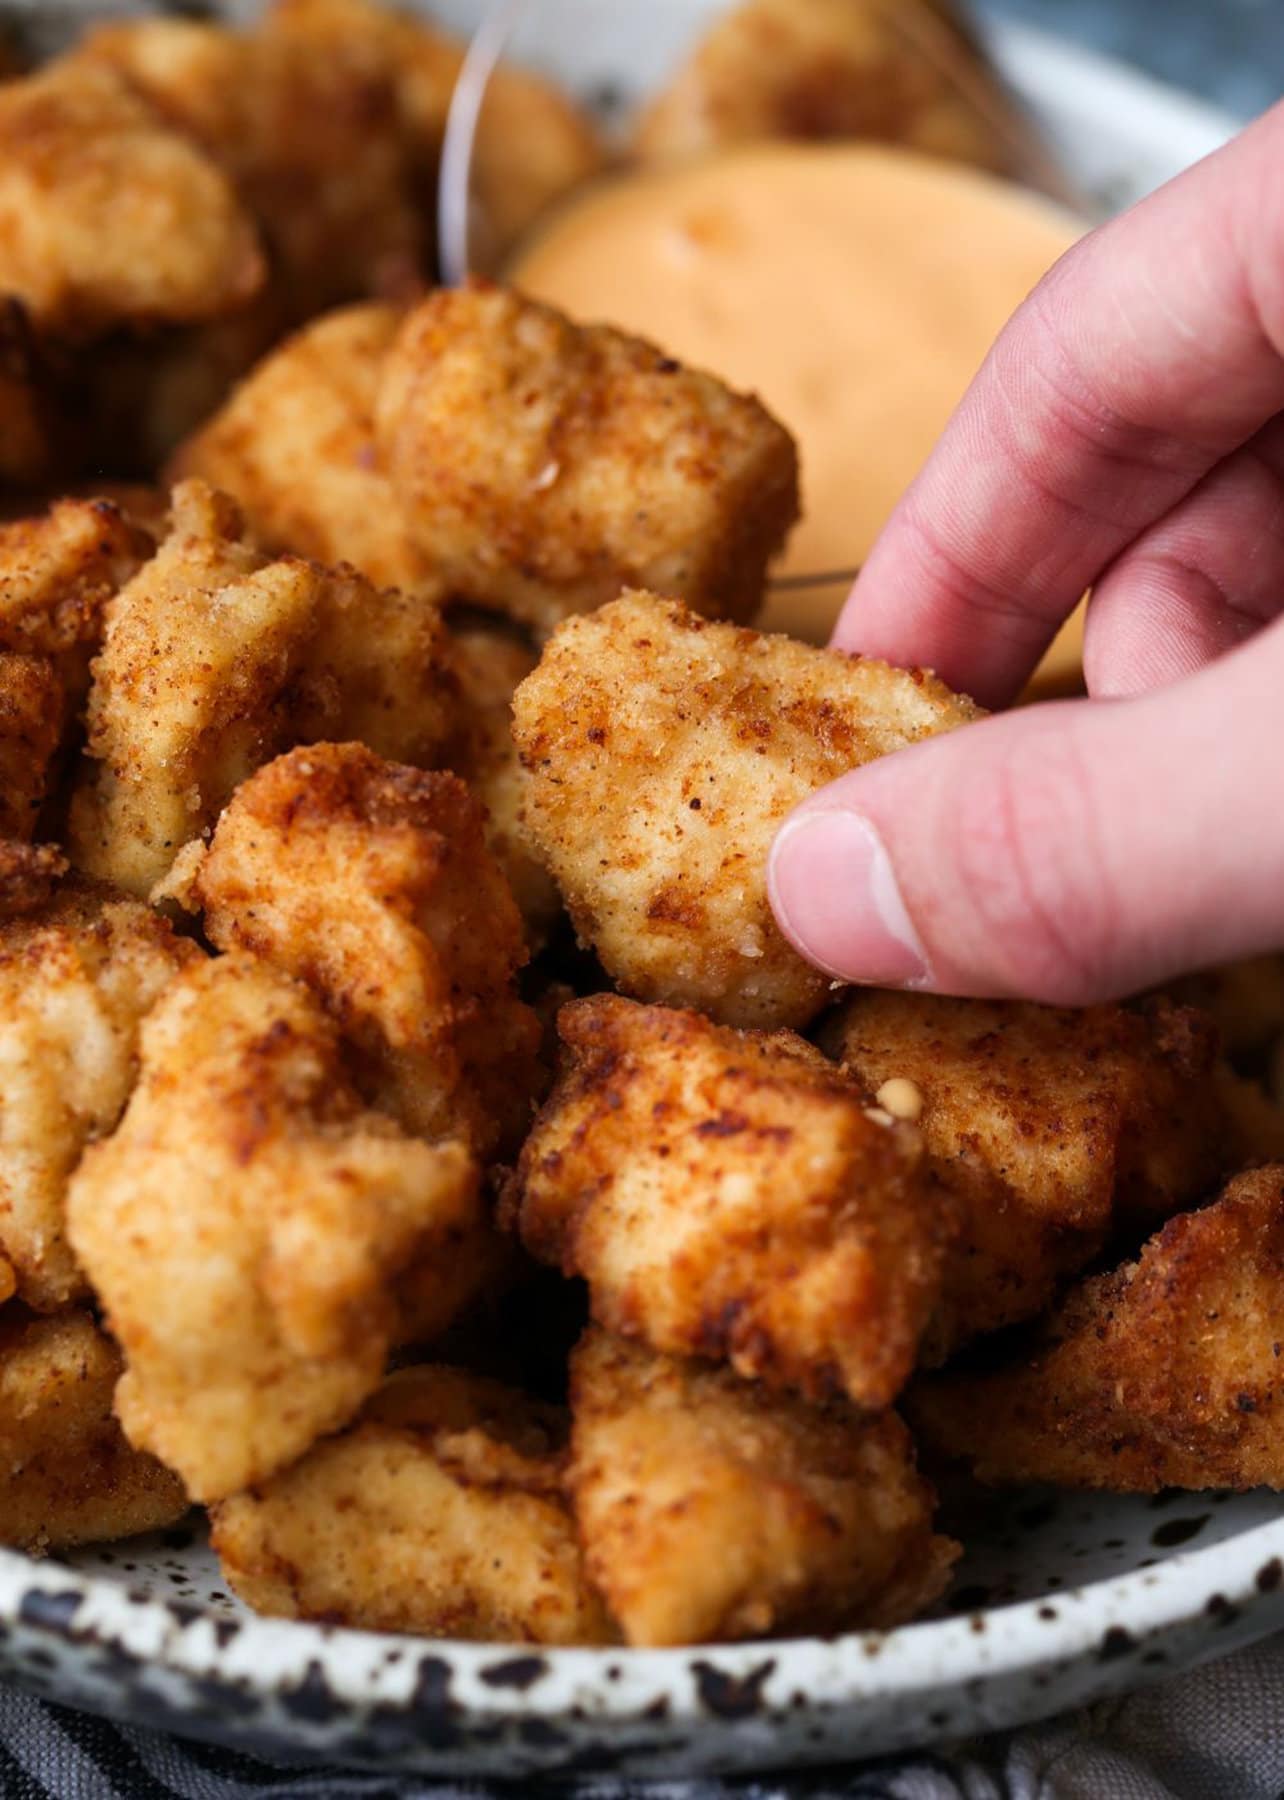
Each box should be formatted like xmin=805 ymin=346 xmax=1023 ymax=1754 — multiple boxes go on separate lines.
xmin=769 ymin=809 xmax=930 ymax=987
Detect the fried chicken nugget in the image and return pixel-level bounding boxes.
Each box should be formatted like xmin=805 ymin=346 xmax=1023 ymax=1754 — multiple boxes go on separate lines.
xmin=0 ymin=880 xmax=199 ymax=1313
xmin=67 ymin=482 xmax=457 ymax=898
xmin=507 ymin=995 xmax=948 ymax=1408
xmin=375 ymin=287 xmax=800 ymax=637
xmin=911 ymin=1167 xmax=1284 ymax=1492
xmin=0 ymin=842 xmax=67 ymax=919
xmin=170 ymin=304 xmax=430 ymax=592
xmin=211 ymin=1365 xmax=613 ymax=1643
xmin=79 ymin=12 xmax=424 ymax=321
xmin=0 ymin=496 xmax=150 ymax=841
xmin=635 ymin=0 xmax=1025 ymax=175
xmin=569 ymin=1330 xmax=957 ymax=1647
xmin=1168 ymin=957 xmax=1284 ymax=1061
xmin=824 ymin=993 xmax=1232 ymax=1360
xmin=448 ymin=619 xmax=562 ymax=946
xmin=0 ymin=1309 xmax=188 ymax=1554
xmin=195 ymin=744 xmax=542 ymax=1158
xmin=513 ymin=592 xmax=979 ymax=1030
xmin=65 ymin=953 xmax=485 ymax=1502
xmin=0 ymin=60 xmax=263 ymax=341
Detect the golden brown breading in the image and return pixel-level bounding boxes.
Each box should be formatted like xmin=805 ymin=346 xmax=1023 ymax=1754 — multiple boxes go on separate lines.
xmin=79 ymin=12 xmax=425 ymax=321
xmin=0 ymin=842 xmax=67 ymax=919
xmin=634 ymin=0 xmax=1026 ymax=175
xmin=569 ymin=1330 xmax=957 ymax=1647
xmin=823 ymin=992 xmax=1232 ymax=1360
xmin=0 ymin=880 xmax=199 ymax=1312
xmin=448 ymin=619 xmax=561 ymax=946
xmin=170 ymin=305 xmax=431 ymax=591
xmin=195 ymin=745 xmax=543 ymax=1158
xmin=513 ymin=592 xmax=979 ymax=1029
xmin=0 ymin=496 xmax=150 ymax=840
xmin=65 ymin=953 xmax=485 ymax=1502
xmin=67 ymin=482 xmax=458 ymax=898
xmin=0 ymin=60 xmax=264 ymax=340
xmin=375 ymin=286 xmax=800 ymax=637
xmin=911 ymin=1167 xmax=1284 ymax=1492
xmin=0 ymin=1309 xmax=189 ymax=1553
xmin=211 ymin=1365 xmax=614 ymax=1644
xmin=507 ymin=995 xmax=948 ymax=1408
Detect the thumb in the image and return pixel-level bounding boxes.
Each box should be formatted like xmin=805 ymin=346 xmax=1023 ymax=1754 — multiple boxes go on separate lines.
xmin=768 ymin=623 xmax=1284 ymax=1006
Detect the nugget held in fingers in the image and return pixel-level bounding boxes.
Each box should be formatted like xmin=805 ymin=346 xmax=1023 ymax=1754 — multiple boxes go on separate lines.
xmin=212 ymin=1365 xmax=614 ymax=1643
xmin=514 ymin=592 xmax=978 ymax=1029
xmin=911 ymin=1167 xmax=1284 ymax=1492
xmin=0 ymin=60 xmax=263 ymax=339
xmin=508 ymin=995 xmax=948 ymax=1408
xmin=824 ymin=993 xmax=1231 ymax=1359
xmin=376 ymin=287 xmax=800 ymax=636
xmin=170 ymin=304 xmax=432 ymax=592
xmin=0 ymin=1309 xmax=189 ymax=1553
xmin=196 ymin=745 xmax=542 ymax=1156
xmin=66 ymin=954 xmax=484 ymax=1501
xmin=68 ymin=482 xmax=457 ymax=897
xmin=0 ymin=881 xmax=199 ymax=1312
xmin=448 ymin=619 xmax=561 ymax=946
xmin=570 ymin=1330 xmax=956 ymax=1647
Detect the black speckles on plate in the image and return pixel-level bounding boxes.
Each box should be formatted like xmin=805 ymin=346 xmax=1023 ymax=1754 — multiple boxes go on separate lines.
xmin=691 ymin=1659 xmax=776 ymax=1720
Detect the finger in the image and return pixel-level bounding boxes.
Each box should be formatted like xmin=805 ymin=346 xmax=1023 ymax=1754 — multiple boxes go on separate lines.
xmin=768 ymin=615 xmax=1284 ymax=1005
xmin=1085 ymin=416 xmax=1284 ymax=697
xmin=831 ymin=101 xmax=1284 ymax=708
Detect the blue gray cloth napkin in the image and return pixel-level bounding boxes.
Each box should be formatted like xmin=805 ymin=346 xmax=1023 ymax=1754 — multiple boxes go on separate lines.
xmin=5 ymin=1633 xmax=1284 ymax=1799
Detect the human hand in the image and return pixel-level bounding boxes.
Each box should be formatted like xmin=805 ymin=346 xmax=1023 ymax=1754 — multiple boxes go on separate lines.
xmin=768 ymin=102 xmax=1284 ymax=1006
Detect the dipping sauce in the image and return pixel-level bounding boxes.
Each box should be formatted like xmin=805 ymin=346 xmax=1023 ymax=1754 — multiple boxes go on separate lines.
xmin=512 ymin=141 xmax=1085 ymax=693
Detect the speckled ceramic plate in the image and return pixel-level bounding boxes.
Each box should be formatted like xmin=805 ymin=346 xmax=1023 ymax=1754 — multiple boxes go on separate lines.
xmin=0 ymin=1 xmax=1267 ymax=1779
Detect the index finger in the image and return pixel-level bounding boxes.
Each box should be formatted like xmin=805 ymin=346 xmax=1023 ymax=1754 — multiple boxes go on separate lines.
xmin=832 ymin=101 xmax=1284 ymax=708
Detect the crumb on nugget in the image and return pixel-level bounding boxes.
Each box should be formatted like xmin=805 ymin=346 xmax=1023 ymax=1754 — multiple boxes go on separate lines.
xmin=169 ymin=304 xmax=434 ymax=593
xmin=0 ymin=59 xmax=263 ymax=340
xmin=375 ymin=286 xmax=800 ymax=636
xmin=513 ymin=591 xmax=979 ymax=1030
xmin=507 ymin=994 xmax=950 ymax=1408
xmin=212 ymin=1365 xmax=614 ymax=1644
xmin=569 ymin=1330 xmax=957 ymax=1647
xmin=196 ymin=744 xmax=543 ymax=1157
xmin=65 ymin=953 xmax=484 ymax=1502
xmin=67 ymin=481 xmax=458 ymax=898
xmin=824 ymin=992 xmax=1232 ymax=1359
xmin=0 ymin=1309 xmax=188 ymax=1553
xmin=0 ymin=880 xmax=199 ymax=1313
xmin=910 ymin=1166 xmax=1284 ymax=1493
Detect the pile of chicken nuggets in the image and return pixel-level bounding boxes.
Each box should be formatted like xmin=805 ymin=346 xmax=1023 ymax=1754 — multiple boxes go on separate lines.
xmin=3 ymin=0 xmax=1284 ymax=1657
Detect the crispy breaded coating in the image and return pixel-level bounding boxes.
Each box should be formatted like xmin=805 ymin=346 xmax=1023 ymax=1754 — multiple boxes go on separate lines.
xmin=569 ymin=1330 xmax=956 ymax=1647
xmin=635 ymin=0 xmax=1025 ymax=175
xmin=0 ymin=880 xmax=199 ymax=1312
xmin=375 ymin=287 xmax=800 ymax=637
xmin=67 ymin=481 xmax=457 ymax=898
xmin=80 ymin=10 xmax=424 ymax=322
xmin=0 ymin=842 xmax=67 ymax=919
xmin=0 ymin=60 xmax=263 ymax=340
xmin=0 ymin=496 xmax=150 ymax=840
xmin=65 ymin=953 xmax=484 ymax=1502
xmin=513 ymin=592 xmax=979 ymax=1029
xmin=823 ymin=992 xmax=1231 ymax=1360
xmin=211 ymin=1366 xmax=613 ymax=1643
xmin=448 ymin=619 xmax=561 ymax=946
xmin=911 ymin=1167 xmax=1284 ymax=1492
xmin=170 ymin=305 xmax=431 ymax=591
xmin=0 ymin=1309 xmax=188 ymax=1553
xmin=508 ymin=995 xmax=947 ymax=1408
xmin=196 ymin=745 xmax=542 ymax=1157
